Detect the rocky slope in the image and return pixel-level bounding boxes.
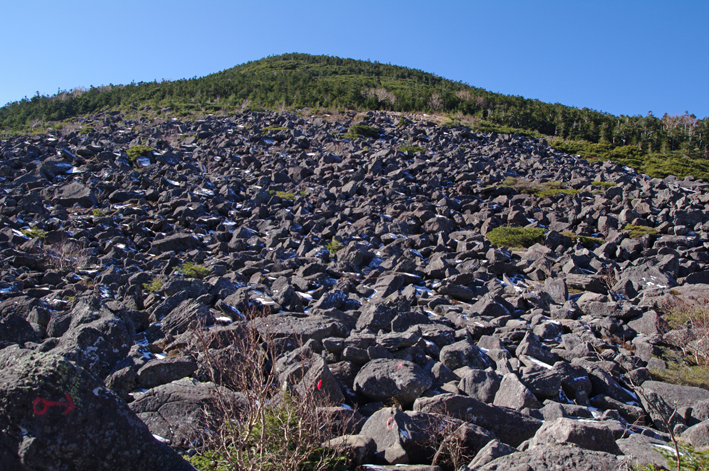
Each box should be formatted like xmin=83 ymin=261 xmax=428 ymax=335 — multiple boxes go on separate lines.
xmin=2 ymin=110 xmax=709 ymax=470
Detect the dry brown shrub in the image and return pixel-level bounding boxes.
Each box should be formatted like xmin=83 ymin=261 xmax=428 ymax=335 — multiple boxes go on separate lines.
xmin=189 ymin=313 xmax=351 ymax=471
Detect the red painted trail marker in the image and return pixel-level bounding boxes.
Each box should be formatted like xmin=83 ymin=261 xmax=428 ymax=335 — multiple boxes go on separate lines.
xmin=33 ymin=393 xmax=75 ymax=416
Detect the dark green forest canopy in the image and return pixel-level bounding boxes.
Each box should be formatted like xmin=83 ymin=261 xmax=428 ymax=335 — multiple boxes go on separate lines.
xmin=1 ymin=53 xmax=707 ymax=177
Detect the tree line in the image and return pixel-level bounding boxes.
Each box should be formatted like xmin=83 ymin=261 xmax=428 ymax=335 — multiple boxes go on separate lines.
xmin=1 ymin=53 xmax=706 ymax=159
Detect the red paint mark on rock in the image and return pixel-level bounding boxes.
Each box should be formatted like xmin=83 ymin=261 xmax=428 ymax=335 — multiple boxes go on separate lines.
xmin=386 ymin=417 xmax=395 ymax=430
xmin=397 ymin=363 xmax=403 ymax=370
xmin=33 ymin=393 xmax=75 ymax=416
xmin=317 ymin=379 xmax=322 ymax=390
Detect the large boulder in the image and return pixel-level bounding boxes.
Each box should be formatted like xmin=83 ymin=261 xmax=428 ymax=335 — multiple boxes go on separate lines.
xmin=49 ymin=297 xmax=134 ymax=379
xmin=251 ymin=312 xmax=349 ymax=349
xmin=359 ymin=407 xmax=495 ymax=465
xmin=0 ymin=347 xmax=195 ymax=471
xmin=529 ymin=417 xmax=623 ymax=454
xmin=439 ymin=338 xmax=493 ymax=370
xmin=354 ymin=359 xmax=432 ymax=406
xmin=413 ymin=394 xmax=542 ymax=447
xmin=637 ymin=381 xmax=709 ymax=431
xmin=53 ymin=181 xmax=97 ymax=207
xmin=149 ymin=233 xmax=202 ymax=254
xmin=476 ymin=444 xmax=626 ymax=471
xmin=129 ymin=378 xmax=244 ymax=448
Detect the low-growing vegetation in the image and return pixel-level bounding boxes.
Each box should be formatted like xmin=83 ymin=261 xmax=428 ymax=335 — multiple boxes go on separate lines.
xmin=650 ymin=359 xmax=709 ymax=390
xmin=261 ymin=125 xmax=288 ymax=132
xmin=561 ymin=232 xmax=605 ymax=249
xmin=486 ymin=226 xmax=544 ymax=248
xmin=499 ymin=177 xmax=579 ymax=198
xmin=623 ymin=224 xmax=658 ymax=238
xmin=326 ymin=238 xmax=345 ymax=256
xmin=269 ymin=190 xmax=296 ymax=200
xmin=346 ymin=123 xmax=380 ymax=139
xmin=21 ymin=227 xmax=46 ymax=239
xmin=175 ymin=262 xmax=211 ymax=279
xmin=649 ymin=300 xmax=709 ymax=390
xmin=142 ymin=278 xmax=163 ymax=293
xmin=126 ymin=145 xmax=154 ymax=162
xmin=591 ymin=181 xmax=617 ymax=188
xmin=399 ymin=145 xmax=425 ymax=154
xmin=186 ymin=319 xmax=351 ymax=471
xmin=44 ymin=239 xmax=89 ymax=271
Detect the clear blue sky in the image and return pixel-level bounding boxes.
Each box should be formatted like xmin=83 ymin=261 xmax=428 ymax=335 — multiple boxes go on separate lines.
xmin=2 ymin=0 xmax=707 ymax=118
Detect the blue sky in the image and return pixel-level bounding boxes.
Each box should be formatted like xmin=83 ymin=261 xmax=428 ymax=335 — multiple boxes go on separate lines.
xmin=2 ymin=0 xmax=707 ymax=118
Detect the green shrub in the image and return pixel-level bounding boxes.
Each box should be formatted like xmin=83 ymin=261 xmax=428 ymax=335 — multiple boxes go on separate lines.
xmin=261 ymin=126 xmax=288 ymax=132
xmin=500 ymin=177 xmax=578 ymax=198
xmin=399 ymin=145 xmax=425 ymax=154
xmin=176 ymin=262 xmax=211 ymax=279
xmin=92 ymin=208 xmax=106 ymax=217
xmin=486 ymin=226 xmax=544 ymax=248
xmin=21 ymin=227 xmax=46 ymax=239
xmin=659 ymin=443 xmax=709 ymax=471
xmin=535 ymin=188 xmax=579 ymax=198
xmin=79 ymin=125 xmax=94 ymax=134
xmin=347 ymin=123 xmax=380 ymax=139
xmin=623 ymin=224 xmax=657 ymax=238
xmin=142 ymin=278 xmax=163 ymax=293
xmin=326 ymin=238 xmax=345 ymax=256
xmin=561 ymin=232 xmax=605 ymax=249
xmin=591 ymin=181 xmax=617 ymax=188
xmin=269 ymin=190 xmax=296 ymax=200
xmin=126 ymin=145 xmax=154 ymax=162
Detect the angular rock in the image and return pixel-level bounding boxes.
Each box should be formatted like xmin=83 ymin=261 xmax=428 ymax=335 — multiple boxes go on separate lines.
xmin=530 ymin=417 xmax=622 ymax=454
xmin=0 ymin=348 xmax=195 ymax=471
xmin=354 ymin=359 xmax=432 ymax=406
xmin=413 ymin=394 xmax=542 ymax=447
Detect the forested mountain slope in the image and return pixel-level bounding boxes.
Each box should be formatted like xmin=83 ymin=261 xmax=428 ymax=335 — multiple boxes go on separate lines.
xmin=1 ymin=53 xmax=707 ymax=178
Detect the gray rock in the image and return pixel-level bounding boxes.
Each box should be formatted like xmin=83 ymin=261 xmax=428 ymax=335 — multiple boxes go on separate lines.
xmin=137 ymin=356 xmax=198 ymax=389
xmin=459 ymin=368 xmax=501 ymax=403
xmin=0 ymin=348 xmax=195 ymax=471
xmin=462 ymin=438 xmax=517 ymax=470
xmin=538 ymin=278 xmax=568 ymax=305
xmin=637 ymin=380 xmax=709 ymax=431
xmin=516 ymin=332 xmax=558 ymax=365
xmin=323 ymin=434 xmax=376 ymax=468
xmin=130 ymin=378 xmax=244 ymax=448
xmin=529 ymin=417 xmax=622 ymax=454
xmin=493 ymin=373 xmax=541 ymax=410
xmin=149 ymin=233 xmax=201 ymax=254
xmin=354 ymin=359 xmax=432 ymax=406
xmin=53 ymin=181 xmax=97 ymax=207
xmin=251 ymin=312 xmax=348 ymax=347
xmin=519 ymin=365 xmax=562 ymax=399
xmin=440 ymin=338 xmax=494 ymax=371
xmin=682 ymin=419 xmax=709 ymax=450
xmin=476 ymin=444 xmax=626 ymax=471
xmin=413 ymin=394 xmax=542 ymax=447
xmin=616 ymin=433 xmax=671 ymax=469
xmin=50 ymin=297 xmax=134 ymax=379
xmin=355 ymin=300 xmax=405 ymax=332
xmin=360 ymin=407 xmax=495 ymax=465
xmin=0 ymin=312 xmax=39 ymax=346
xmin=146 ymin=299 xmax=215 ymax=342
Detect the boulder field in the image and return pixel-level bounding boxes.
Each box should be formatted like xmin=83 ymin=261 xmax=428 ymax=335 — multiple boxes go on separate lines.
xmin=2 ymin=110 xmax=709 ymax=470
